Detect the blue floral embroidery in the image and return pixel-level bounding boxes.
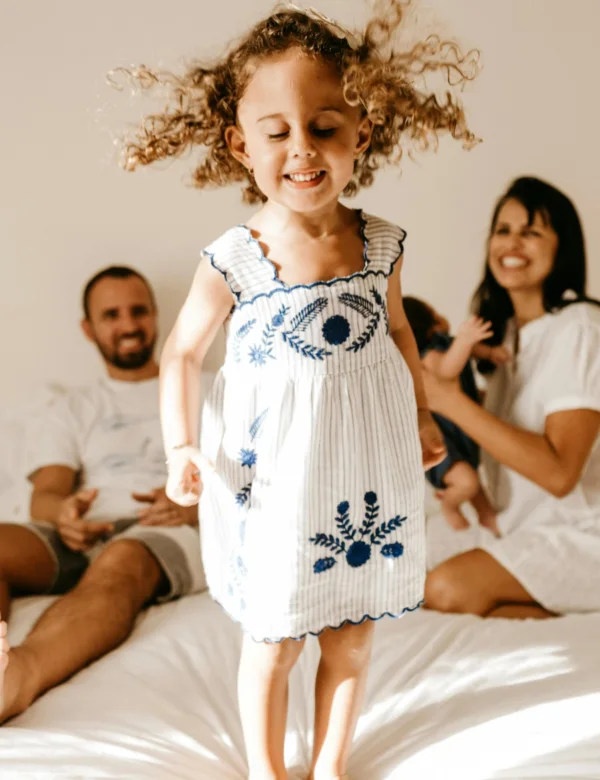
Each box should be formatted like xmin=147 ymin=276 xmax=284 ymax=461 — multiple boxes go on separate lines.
xmin=249 ymin=305 xmax=289 ymax=366
xmin=233 ymin=319 xmax=257 ymax=363
xmin=236 ymin=483 xmax=252 ymax=506
xmin=309 ymin=492 xmax=407 ymax=573
xmin=239 ymin=448 xmax=257 ymax=468
xmin=249 ymin=409 xmax=268 ymax=440
xmin=322 ymin=315 xmax=351 ymax=345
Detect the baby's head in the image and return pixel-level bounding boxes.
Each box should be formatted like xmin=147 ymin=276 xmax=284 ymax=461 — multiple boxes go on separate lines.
xmin=118 ymin=2 xmax=479 ymax=207
xmin=403 ymin=296 xmax=449 ymax=351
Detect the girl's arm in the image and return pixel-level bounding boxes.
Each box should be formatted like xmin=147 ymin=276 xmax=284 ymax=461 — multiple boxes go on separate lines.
xmin=423 ymin=373 xmax=600 ymax=497
xmin=387 ymin=258 xmax=446 ymax=469
xmin=387 ymin=257 xmax=427 ymax=409
xmin=159 ymin=255 xmax=233 ymax=454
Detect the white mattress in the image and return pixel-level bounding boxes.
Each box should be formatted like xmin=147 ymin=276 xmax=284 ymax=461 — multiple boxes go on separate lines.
xmin=2 ymin=592 xmax=600 ymax=779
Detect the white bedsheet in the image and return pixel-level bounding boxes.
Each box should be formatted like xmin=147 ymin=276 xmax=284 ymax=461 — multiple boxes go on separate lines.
xmin=2 ymin=593 xmax=600 ymax=779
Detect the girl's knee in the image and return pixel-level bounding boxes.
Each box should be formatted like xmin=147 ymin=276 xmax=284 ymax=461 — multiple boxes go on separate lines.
xmin=243 ymin=635 xmax=305 ymax=673
xmin=319 ymin=621 xmax=374 ymax=669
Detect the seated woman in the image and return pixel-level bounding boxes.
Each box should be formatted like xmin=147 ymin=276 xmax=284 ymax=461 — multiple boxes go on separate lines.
xmin=424 ymin=176 xmax=600 ymax=619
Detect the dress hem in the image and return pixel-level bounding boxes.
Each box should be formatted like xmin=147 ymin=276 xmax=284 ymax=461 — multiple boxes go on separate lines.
xmin=212 ymin=596 xmax=424 ymax=644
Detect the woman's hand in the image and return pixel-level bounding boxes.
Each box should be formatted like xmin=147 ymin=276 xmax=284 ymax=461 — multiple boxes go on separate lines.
xmin=418 ymin=409 xmax=447 ymax=470
xmin=422 ymin=369 xmax=462 ymax=417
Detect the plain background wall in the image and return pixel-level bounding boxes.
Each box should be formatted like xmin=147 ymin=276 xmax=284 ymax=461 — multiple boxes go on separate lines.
xmin=1 ymin=0 xmax=599 ymax=410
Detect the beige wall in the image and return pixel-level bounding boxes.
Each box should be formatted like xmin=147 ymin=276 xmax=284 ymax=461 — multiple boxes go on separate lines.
xmin=1 ymin=0 xmax=598 ymax=409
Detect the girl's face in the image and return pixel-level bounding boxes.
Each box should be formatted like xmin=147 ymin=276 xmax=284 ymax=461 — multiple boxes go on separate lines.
xmin=488 ymin=198 xmax=559 ymax=293
xmin=226 ymin=49 xmax=372 ymax=215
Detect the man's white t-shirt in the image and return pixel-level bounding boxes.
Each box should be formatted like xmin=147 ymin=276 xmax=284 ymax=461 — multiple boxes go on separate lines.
xmin=25 ymin=377 xmax=167 ymax=522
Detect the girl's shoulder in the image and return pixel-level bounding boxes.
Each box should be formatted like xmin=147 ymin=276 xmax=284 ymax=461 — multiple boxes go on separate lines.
xmin=360 ymin=211 xmax=407 ymax=276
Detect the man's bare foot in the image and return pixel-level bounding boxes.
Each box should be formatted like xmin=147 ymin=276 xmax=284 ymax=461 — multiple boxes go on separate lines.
xmin=0 ymin=628 xmax=38 ymax=725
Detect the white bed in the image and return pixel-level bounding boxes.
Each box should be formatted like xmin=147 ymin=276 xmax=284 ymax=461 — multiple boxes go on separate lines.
xmin=2 ymin=588 xmax=600 ymax=779
xmin=2 ymin=397 xmax=600 ymax=779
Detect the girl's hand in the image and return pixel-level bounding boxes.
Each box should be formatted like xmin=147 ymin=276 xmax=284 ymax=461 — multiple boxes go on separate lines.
xmin=456 ymin=315 xmax=494 ymax=346
xmin=418 ymin=409 xmax=447 ymax=470
xmin=422 ymin=369 xmax=461 ymax=416
xmin=165 ymin=446 xmax=207 ymax=507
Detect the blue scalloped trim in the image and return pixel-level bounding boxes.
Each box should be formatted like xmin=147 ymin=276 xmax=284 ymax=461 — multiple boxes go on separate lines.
xmin=205 ymin=212 xmax=407 ymax=310
xmin=226 ymin=211 xmax=406 ymax=310
xmin=213 ymin=596 xmax=423 ymax=644
xmin=204 ymin=248 xmax=241 ymax=304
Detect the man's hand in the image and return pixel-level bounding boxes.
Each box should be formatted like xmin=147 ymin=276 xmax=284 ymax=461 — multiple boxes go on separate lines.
xmin=56 ymin=488 xmax=114 ymax=552
xmin=133 ymin=487 xmax=197 ymax=527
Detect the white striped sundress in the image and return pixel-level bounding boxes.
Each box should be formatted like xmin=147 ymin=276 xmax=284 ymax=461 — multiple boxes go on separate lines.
xmin=199 ymin=211 xmax=425 ymax=642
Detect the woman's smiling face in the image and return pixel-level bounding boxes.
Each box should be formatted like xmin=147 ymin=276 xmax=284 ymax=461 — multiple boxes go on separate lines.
xmin=488 ymin=198 xmax=559 ymax=293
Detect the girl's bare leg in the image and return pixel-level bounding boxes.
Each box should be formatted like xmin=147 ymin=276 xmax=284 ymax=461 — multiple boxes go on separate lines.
xmin=238 ymin=633 xmax=306 ymax=780
xmin=308 ymin=621 xmax=374 ymax=780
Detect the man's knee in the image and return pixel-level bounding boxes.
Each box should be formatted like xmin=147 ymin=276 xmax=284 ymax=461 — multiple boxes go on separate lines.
xmin=0 ymin=523 xmax=57 ymax=593
xmin=82 ymin=539 xmax=164 ymax=604
xmin=425 ymin=565 xmax=489 ymax=616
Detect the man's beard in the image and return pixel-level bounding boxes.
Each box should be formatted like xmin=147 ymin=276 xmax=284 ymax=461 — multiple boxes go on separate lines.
xmin=97 ymin=332 xmax=155 ymax=370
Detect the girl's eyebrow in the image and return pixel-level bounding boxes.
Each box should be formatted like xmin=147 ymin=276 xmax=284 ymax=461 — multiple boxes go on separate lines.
xmin=257 ymin=106 xmax=345 ymax=123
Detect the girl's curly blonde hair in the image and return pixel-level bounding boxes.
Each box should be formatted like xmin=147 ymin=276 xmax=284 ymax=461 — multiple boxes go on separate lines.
xmin=113 ymin=0 xmax=480 ymax=204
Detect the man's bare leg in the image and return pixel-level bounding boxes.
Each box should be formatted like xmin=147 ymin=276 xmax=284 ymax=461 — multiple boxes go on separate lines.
xmin=0 ymin=523 xmax=58 ymax=715
xmin=0 ymin=523 xmax=58 ymax=623
xmin=1 ymin=539 xmax=164 ymax=723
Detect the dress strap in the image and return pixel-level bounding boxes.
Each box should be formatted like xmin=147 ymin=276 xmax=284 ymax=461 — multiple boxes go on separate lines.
xmin=361 ymin=213 xmax=407 ymax=278
xmin=203 ymin=225 xmax=284 ymax=304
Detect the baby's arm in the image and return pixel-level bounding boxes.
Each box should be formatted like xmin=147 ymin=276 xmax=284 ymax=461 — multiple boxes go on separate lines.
xmin=159 ymin=254 xmax=233 ymax=454
xmin=435 ymin=316 xmax=494 ymax=378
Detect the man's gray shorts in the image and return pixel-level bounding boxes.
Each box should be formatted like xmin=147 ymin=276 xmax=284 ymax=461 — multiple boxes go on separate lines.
xmin=22 ymin=519 xmax=206 ymax=602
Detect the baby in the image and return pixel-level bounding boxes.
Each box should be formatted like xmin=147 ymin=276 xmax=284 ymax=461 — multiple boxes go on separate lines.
xmin=403 ymin=297 xmax=510 ymax=534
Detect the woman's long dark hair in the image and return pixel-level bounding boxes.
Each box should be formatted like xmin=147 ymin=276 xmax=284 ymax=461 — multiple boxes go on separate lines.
xmin=472 ymin=176 xmax=596 ymax=373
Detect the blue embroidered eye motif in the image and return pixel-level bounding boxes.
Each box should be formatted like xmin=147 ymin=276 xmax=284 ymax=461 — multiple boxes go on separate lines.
xmin=322 ymin=315 xmax=351 ymax=345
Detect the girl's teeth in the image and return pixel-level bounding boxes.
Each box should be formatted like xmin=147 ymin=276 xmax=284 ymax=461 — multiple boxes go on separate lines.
xmin=289 ymin=171 xmax=322 ymax=182
xmin=502 ymin=256 xmax=527 ymax=268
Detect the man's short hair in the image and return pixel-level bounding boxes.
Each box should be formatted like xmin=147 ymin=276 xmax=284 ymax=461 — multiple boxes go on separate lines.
xmin=82 ymin=266 xmax=156 ymax=319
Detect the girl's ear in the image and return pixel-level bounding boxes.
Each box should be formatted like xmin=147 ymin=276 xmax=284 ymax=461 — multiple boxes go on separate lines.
xmin=225 ymin=125 xmax=252 ymax=170
xmin=354 ymin=115 xmax=373 ymax=158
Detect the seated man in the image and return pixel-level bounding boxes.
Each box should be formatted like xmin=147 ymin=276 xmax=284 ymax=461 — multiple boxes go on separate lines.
xmin=0 ymin=266 xmax=204 ymax=723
